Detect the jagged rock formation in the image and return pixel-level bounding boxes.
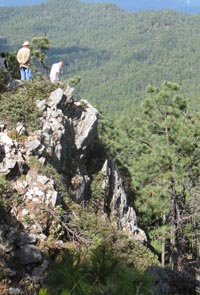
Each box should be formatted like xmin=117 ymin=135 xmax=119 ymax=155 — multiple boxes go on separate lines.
xmin=0 ymin=85 xmax=145 ymax=293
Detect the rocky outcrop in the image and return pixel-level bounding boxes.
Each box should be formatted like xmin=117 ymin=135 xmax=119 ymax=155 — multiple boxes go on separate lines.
xmin=100 ymin=159 xmax=146 ymax=243
xmin=37 ymin=86 xmax=74 ymax=173
xmin=0 ymin=85 xmax=144 ymax=293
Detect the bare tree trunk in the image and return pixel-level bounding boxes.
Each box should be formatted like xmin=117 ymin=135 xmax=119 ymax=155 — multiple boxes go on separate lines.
xmin=196 ymin=238 xmax=200 ymax=285
xmin=170 ymin=187 xmax=177 ymax=270
xmin=161 ymin=214 xmax=166 ymax=268
xmin=170 ymin=223 xmax=176 ymax=270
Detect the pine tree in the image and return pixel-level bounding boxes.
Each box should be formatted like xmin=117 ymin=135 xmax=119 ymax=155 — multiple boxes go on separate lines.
xmin=117 ymin=81 xmax=200 ymax=269
xmin=31 ymin=37 xmax=52 ymax=80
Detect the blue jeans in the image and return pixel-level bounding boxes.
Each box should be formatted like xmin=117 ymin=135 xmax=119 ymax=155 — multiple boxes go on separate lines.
xmin=20 ymin=67 xmax=32 ymax=80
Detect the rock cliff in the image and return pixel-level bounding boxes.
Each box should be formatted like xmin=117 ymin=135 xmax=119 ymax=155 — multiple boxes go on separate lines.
xmin=0 ymin=85 xmax=146 ymax=293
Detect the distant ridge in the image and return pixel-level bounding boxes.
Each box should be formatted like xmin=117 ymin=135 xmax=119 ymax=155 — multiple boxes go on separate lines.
xmin=80 ymin=0 xmax=200 ymax=14
xmin=1 ymin=0 xmax=200 ymax=116
xmin=1 ymin=0 xmax=200 ymax=13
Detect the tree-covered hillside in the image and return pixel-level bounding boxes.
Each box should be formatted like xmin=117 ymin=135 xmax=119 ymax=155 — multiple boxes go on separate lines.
xmin=1 ymin=0 xmax=200 ymax=116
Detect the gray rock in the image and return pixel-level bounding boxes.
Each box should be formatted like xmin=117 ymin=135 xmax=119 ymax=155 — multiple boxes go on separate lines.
xmin=64 ymin=85 xmax=74 ymax=104
xmin=16 ymin=122 xmax=26 ymax=136
xmin=0 ymin=159 xmax=19 ymax=175
xmin=36 ymin=99 xmax=46 ymax=113
xmin=25 ymin=139 xmax=43 ymax=155
xmin=17 ymin=245 xmax=43 ymax=265
xmin=73 ymin=100 xmax=98 ymax=154
xmin=71 ymin=174 xmax=90 ymax=203
xmin=101 ymin=160 xmax=141 ymax=239
xmin=0 ymin=132 xmax=13 ymax=145
xmin=9 ymin=288 xmax=21 ymax=295
xmin=47 ymin=88 xmax=65 ymax=108
xmin=14 ymin=233 xmax=37 ymax=246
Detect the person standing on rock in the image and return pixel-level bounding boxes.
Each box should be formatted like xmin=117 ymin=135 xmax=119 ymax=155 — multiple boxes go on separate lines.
xmin=49 ymin=61 xmax=64 ymax=82
xmin=16 ymin=41 xmax=32 ymax=80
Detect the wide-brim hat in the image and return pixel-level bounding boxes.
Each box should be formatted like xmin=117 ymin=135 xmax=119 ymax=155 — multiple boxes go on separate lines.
xmin=22 ymin=41 xmax=30 ymax=46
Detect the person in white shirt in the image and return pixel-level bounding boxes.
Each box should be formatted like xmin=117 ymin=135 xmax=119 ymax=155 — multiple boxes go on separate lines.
xmin=49 ymin=61 xmax=64 ymax=82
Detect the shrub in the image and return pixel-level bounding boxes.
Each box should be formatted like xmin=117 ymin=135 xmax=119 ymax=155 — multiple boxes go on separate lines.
xmin=0 ymin=68 xmax=10 ymax=93
xmin=0 ymin=81 xmax=59 ymax=130
xmin=0 ymin=175 xmax=14 ymax=221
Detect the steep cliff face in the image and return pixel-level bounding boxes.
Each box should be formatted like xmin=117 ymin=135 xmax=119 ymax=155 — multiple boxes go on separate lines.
xmin=0 ymin=85 xmax=145 ymax=293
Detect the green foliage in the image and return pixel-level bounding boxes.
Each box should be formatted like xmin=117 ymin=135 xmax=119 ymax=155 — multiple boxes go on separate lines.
xmin=28 ymin=156 xmax=44 ymax=170
xmin=67 ymin=76 xmax=81 ymax=87
xmin=70 ymin=206 xmax=159 ymax=272
xmin=46 ymin=251 xmax=84 ymax=295
xmin=31 ymin=37 xmax=52 ymax=79
xmin=6 ymin=51 xmax=20 ymax=79
xmin=71 ymin=208 xmax=113 ymax=244
xmin=39 ymin=289 xmax=48 ymax=295
xmin=0 ymin=68 xmax=10 ymax=93
xmin=22 ymin=213 xmax=34 ymax=225
xmin=95 ymin=79 xmax=200 ymax=271
xmin=84 ymin=242 xmax=154 ymax=295
xmin=89 ymin=171 xmax=105 ymax=212
xmin=0 ymin=88 xmax=39 ymax=130
xmin=0 ymin=175 xmax=13 ymax=220
xmin=100 ymin=81 xmax=200 ymax=268
xmin=0 ymin=81 xmax=58 ymax=130
xmin=46 ymin=242 xmax=154 ymax=295
xmin=114 ymin=235 xmax=159 ymax=271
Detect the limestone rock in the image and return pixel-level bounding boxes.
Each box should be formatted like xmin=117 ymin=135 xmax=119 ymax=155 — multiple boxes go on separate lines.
xmin=72 ymin=100 xmax=99 ymax=156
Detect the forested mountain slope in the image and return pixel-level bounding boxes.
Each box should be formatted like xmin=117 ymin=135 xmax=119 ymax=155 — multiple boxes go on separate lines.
xmin=1 ymin=0 xmax=200 ymax=115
